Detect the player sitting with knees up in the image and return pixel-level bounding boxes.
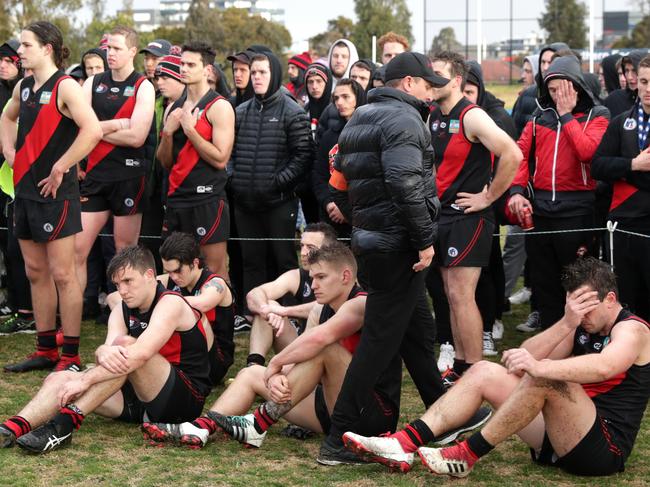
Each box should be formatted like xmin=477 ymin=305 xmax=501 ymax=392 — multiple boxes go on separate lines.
xmin=106 ymin=232 xmax=235 ymax=386
xmin=342 ymin=257 xmax=650 ymax=478
xmin=0 ymin=246 xmax=213 ymax=453
xmin=245 ymin=222 xmax=337 ymax=367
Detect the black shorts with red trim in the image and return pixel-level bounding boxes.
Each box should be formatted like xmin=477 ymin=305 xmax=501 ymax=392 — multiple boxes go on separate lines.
xmin=531 ymin=415 xmax=625 ymax=476
xmin=162 ymin=198 xmax=229 ymax=245
xmin=13 ymin=197 xmax=81 ymax=243
xmin=314 ymin=385 xmax=398 ymax=435
xmin=436 ymin=214 xmax=494 ymax=267
xmin=80 ymin=175 xmax=147 ymax=216
xmin=117 ymin=365 xmax=206 ymax=424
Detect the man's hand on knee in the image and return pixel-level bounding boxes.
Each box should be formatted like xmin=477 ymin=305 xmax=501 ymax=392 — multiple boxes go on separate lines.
xmin=502 ymin=348 xmax=542 ymax=377
xmin=95 ymin=344 xmax=130 ymax=374
xmin=57 ymin=376 xmax=89 ymax=407
xmin=268 ymin=374 xmax=291 ymax=403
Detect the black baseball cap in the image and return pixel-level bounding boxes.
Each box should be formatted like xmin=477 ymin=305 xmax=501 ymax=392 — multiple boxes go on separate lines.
xmin=385 ymin=52 xmax=449 ymax=87
xmin=0 ymin=39 xmax=19 ymax=58
xmin=227 ymin=50 xmax=252 ymax=65
xmin=140 ymin=39 xmax=172 ymax=58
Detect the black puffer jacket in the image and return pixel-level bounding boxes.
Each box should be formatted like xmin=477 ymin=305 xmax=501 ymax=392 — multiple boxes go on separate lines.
xmin=229 ymin=52 xmax=313 ymax=210
xmin=330 ymin=87 xmax=439 ymax=254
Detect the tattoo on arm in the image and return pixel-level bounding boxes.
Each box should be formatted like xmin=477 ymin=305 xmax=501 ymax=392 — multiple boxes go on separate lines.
xmin=205 ymin=278 xmax=225 ymax=293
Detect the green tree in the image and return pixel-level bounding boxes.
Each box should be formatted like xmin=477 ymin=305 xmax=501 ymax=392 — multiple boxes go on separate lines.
xmin=429 ymin=27 xmax=462 ymax=55
xmin=539 ymin=0 xmax=587 ymax=48
xmin=0 ymin=0 xmax=16 ymax=42
xmin=185 ymin=0 xmax=224 ymax=48
xmin=150 ymin=26 xmax=186 ymax=47
xmin=218 ymin=7 xmax=291 ymax=59
xmin=352 ymin=0 xmax=413 ymax=59
xmin=309 ymin=16 xmax=355 ymax=57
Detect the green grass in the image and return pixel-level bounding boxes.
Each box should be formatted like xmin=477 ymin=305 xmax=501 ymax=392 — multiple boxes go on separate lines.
xmin=0 ymin=298 xmax=647 ymax=486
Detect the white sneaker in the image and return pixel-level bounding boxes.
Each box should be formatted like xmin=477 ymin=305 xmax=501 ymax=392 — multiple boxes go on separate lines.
xmin=482 ymin=331 xmax=497 ymax=357
xmin=437 ymin=342 xmax=455 ymax=372
xmin=508 ymin=287 xmax=531 ymax=305
xmin=208 ymin=412 xmax=267 ymax=448
xmin=342 ymin=431 xmax=414 ymax=472
xmin=492 ymin=319 xmax=504 ymax=340
xmin=516 ymin=311 xmax=541 ymax=333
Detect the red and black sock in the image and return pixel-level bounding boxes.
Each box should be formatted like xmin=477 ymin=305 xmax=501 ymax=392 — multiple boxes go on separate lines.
xmin=54 ymin=404 xmax=85 ymax=432
xmin=36 ymin=330 xmax=58 ymax=358
xmin=390 ymin=419 xmax=435 ymax=453
xmin=192 ymin=416 xmax=218 ymax=435
xmin=61 ymin=336 xmax=80 ymax=360
xmin=252 ymin=403 xmax=278 ymax=434
xmin=466 ymin=431 xmax=494 ymax=458
xmin=2 ymin=415 xmax=31 ymax=438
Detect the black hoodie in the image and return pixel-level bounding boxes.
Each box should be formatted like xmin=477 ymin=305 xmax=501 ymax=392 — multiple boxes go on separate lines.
xmin=604 ymin=49 xmax=649 ymax=118
xmin=600 ymin=53 xmax=621 ymax=94
xmin=230 ymin=50 xmax=255 ymax=108
xmin=304 ymin=63 xmax=333 ymax=127
xmin=350 ymin=58 xmax=377 ymax=93
xmin=80 ymin=48 xmax=108 ymax=79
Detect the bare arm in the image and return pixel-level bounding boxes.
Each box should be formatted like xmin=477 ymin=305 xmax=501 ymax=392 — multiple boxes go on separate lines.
xmin=183 ymin=99 xmax=234 ymax=170
xmin=39 ymin=78 xmax=103 ymax=198
xmin=0 ymin=81 xmax=20 ymax=166
xmin=157 ymin=104 xmax=181 ymax=170
xmin=246 ymin=269 xmax=301 ymax=315
xmin=267 ymin=296 xmax=366 ymax=371
xmin=101 ymin=79 xmax=155 ymax=147
xmin=457 ymin=108 xmax=522 ymax=213
xmin=185 ymin=276 xmax=231 ymax=312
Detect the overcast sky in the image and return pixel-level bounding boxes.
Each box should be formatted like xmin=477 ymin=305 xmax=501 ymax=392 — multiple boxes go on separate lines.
xmin=111 ymin=0 xmax=635 ymax=52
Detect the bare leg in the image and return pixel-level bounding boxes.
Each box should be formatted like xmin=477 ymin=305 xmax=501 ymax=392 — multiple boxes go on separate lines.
xmin=248 ymin=315 xmax=275 ymax=358
xmin=112 ymin=214 xmax=142 ymax=249
xmin=47 ymin=235 xmax=82 ymax=337
xmin=202 ymin=242 xmax=229 ymax=281
xmin=19 ymin=240 xmax=57 ymax=333
xmin=442 ymin=267 xmax=483 ymax=363
xmin=211 ymin=365 xmax=270 ymax=415
xmin=15 ymin=371 xmax=80 ymax=428
xmin=75 ymin=211 xmax=111 ymax=293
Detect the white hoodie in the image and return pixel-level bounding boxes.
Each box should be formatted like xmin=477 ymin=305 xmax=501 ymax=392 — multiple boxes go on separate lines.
xmin=327 ymin=38 xmax=359 ymax=88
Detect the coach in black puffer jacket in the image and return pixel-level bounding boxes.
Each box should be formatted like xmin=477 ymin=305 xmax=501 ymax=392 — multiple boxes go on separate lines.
xmin=229 ymin=50 xmax=313 ymax=308
xmin=230 ymin=52 xmax=312 ymax=210
xmin=330 ymin=86 xmax=440 ymax=254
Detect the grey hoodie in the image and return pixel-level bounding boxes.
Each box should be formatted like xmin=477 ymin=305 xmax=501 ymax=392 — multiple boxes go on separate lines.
xmin=327 ymin=38 xmax=359 ymax=87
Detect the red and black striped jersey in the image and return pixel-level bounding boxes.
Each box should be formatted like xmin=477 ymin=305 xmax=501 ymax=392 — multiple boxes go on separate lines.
xmin=167 ymin=90 xmax=229 ymax=208
xmin=166 ymin=268 xmax=235 ymax=386
xmin=13 ymin=72 xmax=79 ymax=202
xmin=86 ymin=70 xmax=150 ymax=182
xmin=122 ymin=282 xmax=211 ymax=395
xmin=430 ymin=97 xmax=492 ymax=219
xmin=572 ymin=308 xmax=650 ymax=460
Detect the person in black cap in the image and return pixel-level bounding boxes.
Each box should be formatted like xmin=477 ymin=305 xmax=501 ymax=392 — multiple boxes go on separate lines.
xmin=140 ymin=38 xmax=172 ymax=81
xmin=227 ymin=50 xmax=254 ymax=108
xmin=319 ymin=51 xmax=490 ymax=465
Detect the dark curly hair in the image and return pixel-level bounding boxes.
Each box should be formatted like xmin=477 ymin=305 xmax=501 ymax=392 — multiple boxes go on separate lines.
xmin=561 ymin=257 xmax=618 ymax=301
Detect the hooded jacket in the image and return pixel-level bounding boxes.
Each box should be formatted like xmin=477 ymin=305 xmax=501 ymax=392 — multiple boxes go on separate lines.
xmin=230 ymin=51 xmax=313 ymax=210
xmin=350 ymin=58 xmax=377 ymax=94
xmin=329 ymin=87 xmax=439 ymax=254
xmin=600 ymin=53 xmax=621 ymax=94
xmin=604 ymin=49 xmax=648 ymax=118
xmin=327 ymin=39 xmax=359 ymax=87
xmin=229 ymin=50 xmax=255 ymax=108
xmin=304 ymin=63 xmax=333 ymax=137
xmin=511 ymin=55 xmax=610 ymax=217
xmin=80 ymin=48 xmax=108 ymax=79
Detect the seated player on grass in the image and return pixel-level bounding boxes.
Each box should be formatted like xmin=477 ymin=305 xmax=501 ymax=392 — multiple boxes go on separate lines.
xmin=244 ymin=222 xmax=338 ymax=367
xmin=0 ymin=246 xmax=213 ymax=454
xmin=342 ymin=257 xmax=650 ymax=478
xmin=107 ymin=232 xmax=235 ymax=385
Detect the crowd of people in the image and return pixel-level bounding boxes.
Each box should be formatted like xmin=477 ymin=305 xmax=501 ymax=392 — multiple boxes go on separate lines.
xmin=0 ymin=20 xmax=648 ymax=480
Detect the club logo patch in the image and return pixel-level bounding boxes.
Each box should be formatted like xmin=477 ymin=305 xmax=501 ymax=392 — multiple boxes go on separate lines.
xmin=447 ymin=247 xmax=458 ymax=257
xmin=95 ymin=83 xmax=108 ymax=93
xmin=21 ymin=87 xmax=30 ymax=101
xmin=123 ymin=86 xmax=135 ymax=97
xmin=124 ymin=198 xmax=134 ymax=207
xmin=110 ymin=87 xmax=120 ymax=93
xmin=43 ymin=223 xmax=53 ymax=233
xmin=440 ymin=122 xmax=447 ymax=129
xmin=196 ymin=227 xmax=206 ymax=236
xmin=578 ymin=333 xmax=589 ymax=345
xmin=449 ymin=119 xmax=460 ymax=134
xmin=303 ymin=282 xmax=311 ymax=298
xmin=623 ymin=118 xmax=637 ymax=130
xmin=39 ymin=91 xmax=52 ymax=105
xmin=431 ymin=119 xmax=440 ymax=132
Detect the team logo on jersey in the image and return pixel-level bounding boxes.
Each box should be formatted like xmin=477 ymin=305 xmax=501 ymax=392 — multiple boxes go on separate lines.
xmin=303 ymin=282 xmax=311 ymax=298
xmin=21 ymin=87 xmax=30 ymax=101
xmin=593 ymin=341 xmax=603 ymax=351
xmin=95 ymin=83 xmax=108 ymax=93
xmin=110 ymin=87 xmax=120 ymax=93
xmin=125 ymin=159 xmax=140 ymax=167
xmin=578 ymin=333 xmax=589 ymax=345
xmin=449 ymin=119 xmax=460 ymax=134
xmin=447 ymin=247 xmax=458 ymax=258
xmin=43 ymin=223 xmax=53 ymax=233
xmin=39 ymin=91 xmax=52 ymax=105
xmin=196 ymin=227 xmax=206 ymax=236
xmin=123 ymin=86 xmax=135 ymax=97
xmin=431 ymin=119 xmax=440 ymax=132
xmin=624 ymin=118 xmax=637 ymax=130
xmin=129 ymin=318 xmax=148 ymax=330
xmin=451 ymin=203 xmax=463 ymax=211
xmin=124 ymin=198 xmax=134 ymax=208
xmin=196 ymin=185 xmax=213 ymax=193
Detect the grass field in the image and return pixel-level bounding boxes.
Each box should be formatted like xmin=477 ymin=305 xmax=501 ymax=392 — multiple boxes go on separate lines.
xmin=0 ymin=298 xmax=648 ymax=487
